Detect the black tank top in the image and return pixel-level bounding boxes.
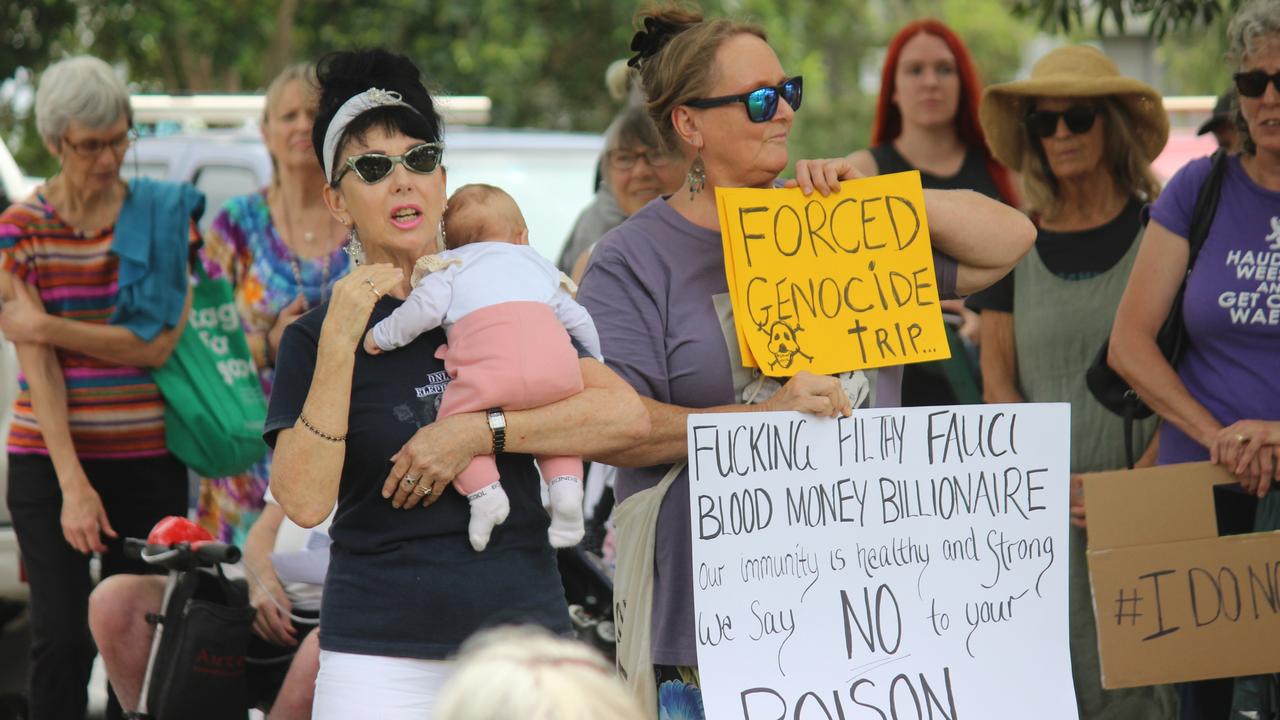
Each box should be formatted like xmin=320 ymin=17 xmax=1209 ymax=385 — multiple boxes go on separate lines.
xmin=870 ymin=143 xmax=1006 ymax=408
xmin=869 ymin=144 xmax=1005 ymax=202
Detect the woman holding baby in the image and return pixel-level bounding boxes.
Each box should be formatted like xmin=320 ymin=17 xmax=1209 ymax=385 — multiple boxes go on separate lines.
xmin=265 ymin=48 xmax=649 ymax=718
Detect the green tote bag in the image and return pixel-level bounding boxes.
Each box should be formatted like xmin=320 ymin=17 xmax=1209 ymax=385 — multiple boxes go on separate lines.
xmin=152 ymin=263 xmax=269 ymax=478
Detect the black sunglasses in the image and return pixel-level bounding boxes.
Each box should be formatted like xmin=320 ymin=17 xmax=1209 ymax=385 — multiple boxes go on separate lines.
xmin=686 ymin=76 xmax=803 ymax=123
xmin=1024 ymin=105 xmax=1098 ymax=139
xmin=1233 ymin=70 xmax=1280 ymax=98
xmin=335 ymin=142 xmax=444 ymax=185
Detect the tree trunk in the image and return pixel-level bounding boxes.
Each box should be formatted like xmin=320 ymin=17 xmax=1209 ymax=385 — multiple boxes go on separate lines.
xmin=266 ymin=0 xmax=300 ymax=82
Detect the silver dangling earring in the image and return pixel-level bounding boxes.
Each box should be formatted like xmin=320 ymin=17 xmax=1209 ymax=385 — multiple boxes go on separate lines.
xmin=687 ymin=153 xmax=706 ymax=200
xmin=344 ymin=226 xmax=365 ymax=266
xmin=437 ymin=199 xmax=448 ymax=251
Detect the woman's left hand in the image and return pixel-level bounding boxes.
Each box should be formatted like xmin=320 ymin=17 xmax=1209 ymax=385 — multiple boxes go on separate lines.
xmin=785 ymin=157 xmax=864 ymax=196
xmin=382 ymin=412 xmax=488 ymax=509
xmin=1210 ymin=420 xmax=1280 ymax=497
xmin=0 ymin=281 xmax=48 ymax=344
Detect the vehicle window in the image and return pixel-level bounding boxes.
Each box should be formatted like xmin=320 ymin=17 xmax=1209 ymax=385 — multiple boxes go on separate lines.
xmin=193 ymin=165 xmax=259 ymax=231
xmin=445 ymin=149 xmax=598 ymax=263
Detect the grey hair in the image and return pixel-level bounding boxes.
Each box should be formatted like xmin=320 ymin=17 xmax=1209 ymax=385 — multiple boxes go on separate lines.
xmin=598 ymin=104 xmax=670 ymax=188
xmin=35 ymin=56 xmax=132 ymax=148
xmin=1227 ymin=0 xmax=1280 ymax=155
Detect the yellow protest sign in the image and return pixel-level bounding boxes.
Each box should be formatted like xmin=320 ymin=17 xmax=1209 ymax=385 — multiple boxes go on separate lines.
xmin=715 ymin=171 xmax=949 ymax=376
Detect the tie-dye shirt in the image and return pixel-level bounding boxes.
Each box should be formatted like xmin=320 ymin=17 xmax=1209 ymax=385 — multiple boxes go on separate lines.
xmin=196 ymin=190 xmax=350 ymax=544
xmin=0 ymin=191 xmax=197 ymax=458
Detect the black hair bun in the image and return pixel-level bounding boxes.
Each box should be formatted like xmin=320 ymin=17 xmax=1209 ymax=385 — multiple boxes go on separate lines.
xmin=628 ymin=7 xmax=702 ymax=69
xmin=314 ymin=49 xmax=433 ymax=118
xmin=311 ymin=48 xmax=443 ymax=175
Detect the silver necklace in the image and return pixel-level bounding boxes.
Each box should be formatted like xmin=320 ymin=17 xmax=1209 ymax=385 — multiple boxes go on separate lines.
xmin=274 ymin=188 xmax=336 ymax=306
xmin=277 ymin=189 xmax=320 ymax=245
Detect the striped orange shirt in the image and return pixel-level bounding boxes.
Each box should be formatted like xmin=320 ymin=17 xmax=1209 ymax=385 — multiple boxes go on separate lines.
xmin=0 ymin=192 xmax=195 ymax=458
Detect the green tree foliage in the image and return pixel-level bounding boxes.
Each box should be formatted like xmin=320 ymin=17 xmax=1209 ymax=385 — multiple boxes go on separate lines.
xmin=0 ymin=3 xmax=78 ymax=83
xmin=1157 ymin=17 xmax=1233 ymax=95
xmin=1010 ymin=0 xmax=1244 ymax=38
xmin=2 ymin=0 xmax=1052 ymax=179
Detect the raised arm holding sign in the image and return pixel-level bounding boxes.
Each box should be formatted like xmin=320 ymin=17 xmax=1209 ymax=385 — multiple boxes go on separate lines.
xmin=576 ymin=8 xmax=1034 ymax=716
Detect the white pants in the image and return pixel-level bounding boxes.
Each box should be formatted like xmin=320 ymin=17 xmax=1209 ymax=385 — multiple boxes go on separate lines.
xmin=313 ymin=650 xmax=454 ymax=719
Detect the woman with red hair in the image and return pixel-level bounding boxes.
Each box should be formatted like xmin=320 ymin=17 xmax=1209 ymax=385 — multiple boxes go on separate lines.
xmin=849 ymin=19 xmax=1017 ymax=203
xmin=847 ymin=20 xmax=1017 ymax=407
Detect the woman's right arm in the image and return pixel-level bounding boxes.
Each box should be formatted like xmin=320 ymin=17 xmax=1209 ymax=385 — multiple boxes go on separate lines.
xmin=244 ymin=502 xmax=297 ymax=647
xmin=978 ymin=310 xmax=1023 ymax=404
xmin=270 ymin=264 xmax=404 ymax=528
xmin=1108 ymin=220 xmax=1221 ymax=447
xmin=600 ymin=372 xmax=852 ymax=468
xmin=578 ymin=245 xmax=849 ymax=470
xmin=0 ymin=271 xmax=114 ymax=554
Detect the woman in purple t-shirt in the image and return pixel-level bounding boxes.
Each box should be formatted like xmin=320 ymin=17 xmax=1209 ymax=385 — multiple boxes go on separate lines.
xmin=1109 ymin=2 xmax=1280 ymax=717
xmin=578 ymin=6 xmax=1035 ymax=718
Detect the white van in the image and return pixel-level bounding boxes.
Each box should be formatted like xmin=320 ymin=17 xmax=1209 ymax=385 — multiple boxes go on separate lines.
xmin=125 ymin=125 xmax=603 ymax=263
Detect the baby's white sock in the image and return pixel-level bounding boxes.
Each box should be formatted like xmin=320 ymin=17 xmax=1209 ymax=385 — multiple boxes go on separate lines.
xmin=547 ymin=476 xmax=585 ymax=548
xmin=467 ymin=482 xmax=510 ymax=552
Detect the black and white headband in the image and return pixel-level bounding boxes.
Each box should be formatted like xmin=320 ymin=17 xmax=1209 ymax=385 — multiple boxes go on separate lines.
xmin=322 ymin=87 xmax=421 ymax=183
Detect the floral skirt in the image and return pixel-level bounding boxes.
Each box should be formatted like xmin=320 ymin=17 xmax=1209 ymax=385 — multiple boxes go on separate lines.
xmin=655 ymin=665 xmax=705 ymax=720
xmin=196 ymin=453 xmax=271 ymax=546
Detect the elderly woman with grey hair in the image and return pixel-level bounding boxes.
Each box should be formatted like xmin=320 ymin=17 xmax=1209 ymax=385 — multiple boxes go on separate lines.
xmin=1109 ymin=2 xmax=1280 ymax=718
xmin=557 ymin=103 xmax=684 ymax=278
xmin=0 ymin=56 xmax=199 ymax=719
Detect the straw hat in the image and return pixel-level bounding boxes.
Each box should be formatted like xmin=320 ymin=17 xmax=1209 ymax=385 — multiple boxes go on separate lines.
xmin=979 ymin=45 xmax=1169 ymax=172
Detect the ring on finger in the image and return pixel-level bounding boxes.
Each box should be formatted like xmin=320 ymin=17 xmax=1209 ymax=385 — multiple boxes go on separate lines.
xmin=1236 ymin=434 xmax=1249 ymax=444
xmin=401 ymin=474 xmax=419 ymax=488
xmin=365 ymin=278 xmax=381 ymax=298
xmin=413 ymin=484 xmax=430 ymax=496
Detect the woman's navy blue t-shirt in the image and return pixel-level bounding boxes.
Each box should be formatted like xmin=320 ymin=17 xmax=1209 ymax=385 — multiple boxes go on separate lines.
xmin=264 ymin=296 xmax=571 ymax=659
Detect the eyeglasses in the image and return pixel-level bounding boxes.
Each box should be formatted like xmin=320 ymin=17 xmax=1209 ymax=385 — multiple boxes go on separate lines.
xmin=686 ymin=76 xmax=803 ymax=123
xmin=1233 ymin=70 xmax=1280 ymax=98
xmin=61 ymin=128 xmax=137 ymax=158
xmin=335 ymin=142 xmax=444 ymax=185
xmin=1024 ymin=105 xmax=1098 ymax=139
xmin=608 ymin=148 xmax=673 ymax=170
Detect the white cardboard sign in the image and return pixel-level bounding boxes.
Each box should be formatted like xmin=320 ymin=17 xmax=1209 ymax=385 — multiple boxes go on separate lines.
xmin=687 ymin=404 xmax=1077 ymax=719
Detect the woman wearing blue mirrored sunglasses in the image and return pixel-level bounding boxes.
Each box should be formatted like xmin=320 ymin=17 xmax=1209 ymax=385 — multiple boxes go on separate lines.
xmin=577 ymin=8 xmax=1037 ymax=720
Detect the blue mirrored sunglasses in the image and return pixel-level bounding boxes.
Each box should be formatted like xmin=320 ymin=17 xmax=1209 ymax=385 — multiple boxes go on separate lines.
xmin=686 ymin=76 xmax=803 ymax=123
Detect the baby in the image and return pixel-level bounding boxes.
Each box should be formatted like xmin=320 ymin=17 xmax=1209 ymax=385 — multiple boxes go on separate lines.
xmin=364 ymin=184 xmax=598 ymax=552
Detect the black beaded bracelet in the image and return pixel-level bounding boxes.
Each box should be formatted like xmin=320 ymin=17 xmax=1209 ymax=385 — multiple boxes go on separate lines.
xmin=298 ymin=414 xmax=346 ymax=443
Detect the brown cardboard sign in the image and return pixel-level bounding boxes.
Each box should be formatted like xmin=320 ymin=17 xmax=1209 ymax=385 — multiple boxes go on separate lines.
xmin=1084 ymin=462 xmax=1280 ymax=689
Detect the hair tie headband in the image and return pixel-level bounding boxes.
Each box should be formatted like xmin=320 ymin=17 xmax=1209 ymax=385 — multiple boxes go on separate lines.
xmin=322 ymin=87 xmax=422 ymax=183
xmin=627 ymin=16 xmax=684 ymax=69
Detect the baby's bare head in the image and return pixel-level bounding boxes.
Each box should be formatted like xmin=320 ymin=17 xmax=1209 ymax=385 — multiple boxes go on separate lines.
xmin=442 ymin=184 xmax=528 ymax=249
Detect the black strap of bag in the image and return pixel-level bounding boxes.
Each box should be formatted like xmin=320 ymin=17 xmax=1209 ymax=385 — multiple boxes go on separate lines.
xmin=1085 ymin=150 xmax=1229 ymax=467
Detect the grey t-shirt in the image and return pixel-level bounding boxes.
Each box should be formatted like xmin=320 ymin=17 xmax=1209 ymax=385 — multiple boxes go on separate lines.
xmin=557 ymin=187 xmax=626 ymax=274
xmin=577 ymin=196 xmax=957 ymax=665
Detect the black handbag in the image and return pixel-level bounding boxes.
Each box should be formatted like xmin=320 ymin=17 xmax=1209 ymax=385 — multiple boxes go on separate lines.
xmin=144 ymin=565 xmax=256 ymax=720
xmin=1086 ymin=149 xmax=1229 ymax=468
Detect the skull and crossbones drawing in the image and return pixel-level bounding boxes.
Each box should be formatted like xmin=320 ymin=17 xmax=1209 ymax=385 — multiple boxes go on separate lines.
xmin=765 ymin=320 xmax=814 ymax=371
